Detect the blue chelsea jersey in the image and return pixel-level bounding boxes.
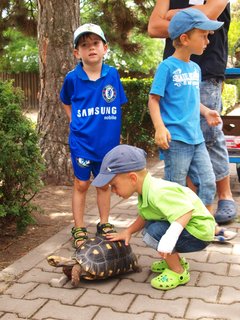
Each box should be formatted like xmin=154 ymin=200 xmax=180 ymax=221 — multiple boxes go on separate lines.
xmin=60 ymin=63 xmax=128 ymax=161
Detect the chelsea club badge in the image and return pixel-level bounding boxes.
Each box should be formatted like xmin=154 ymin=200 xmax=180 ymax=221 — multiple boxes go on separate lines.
xmin=102 ymin=85 xmax=117 ymax=103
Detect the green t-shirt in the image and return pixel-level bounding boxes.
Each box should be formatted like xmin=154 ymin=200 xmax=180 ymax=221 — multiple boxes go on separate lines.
xmin=138 ymin=173 xmax=215 ymax=242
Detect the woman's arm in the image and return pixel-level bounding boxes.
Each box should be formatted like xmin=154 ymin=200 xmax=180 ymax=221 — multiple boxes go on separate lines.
xmin=148 ymin=0 xmax=171 ymax=38
xmin=148 ymin=0 xmax=228 ymax=38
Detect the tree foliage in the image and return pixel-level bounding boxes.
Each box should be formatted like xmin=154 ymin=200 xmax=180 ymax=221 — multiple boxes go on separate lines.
xmin=228 ymin=0 xmax=240 ymax=61
xmin=0 ymin=28 xmax=38 ymax=72
xmin=0 ymin=0 xmax=163 ymax=76
xmin=0 ymin=0 xmax=37 ymax=52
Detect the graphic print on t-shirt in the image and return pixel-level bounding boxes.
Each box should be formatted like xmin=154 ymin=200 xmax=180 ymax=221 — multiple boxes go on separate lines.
xmin=172 ymin=68 xmax=199 ymax=88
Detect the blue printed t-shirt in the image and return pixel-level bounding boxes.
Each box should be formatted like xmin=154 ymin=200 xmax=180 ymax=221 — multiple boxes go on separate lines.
xmin=138 ymin=173 xmax=215 ymax=241
xmin=60 ymin=63 xmax=128 ymax=161
xmin=150 ymin=56 xmax=204 ymax=145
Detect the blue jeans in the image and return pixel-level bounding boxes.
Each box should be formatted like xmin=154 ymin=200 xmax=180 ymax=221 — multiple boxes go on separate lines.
xmin=162 ymin=140 xmax=216 ymax=205
xmin=142 ymin=221 xmax=210 ymax=253
xmin=200 ymin=79 xmax=229 ymax=181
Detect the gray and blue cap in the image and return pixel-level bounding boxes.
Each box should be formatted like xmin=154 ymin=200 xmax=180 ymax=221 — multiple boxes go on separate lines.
xmin=92 ymin=144 xmax=147 ymax=187
xmin=168 ymin=8 xmax=224 ymax=40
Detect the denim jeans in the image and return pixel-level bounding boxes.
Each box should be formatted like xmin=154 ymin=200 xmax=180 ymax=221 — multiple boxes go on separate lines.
xmin=142 ymin=221 xmax=210 ymax=253
xmin=200 ymin=79 xmax=229 ymax=181
xmin=162 ymin=140 xmax=216 ymax=205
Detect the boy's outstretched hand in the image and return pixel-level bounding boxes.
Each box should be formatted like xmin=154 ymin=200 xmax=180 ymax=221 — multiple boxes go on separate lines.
xmin=205 ymin=109 xmax=222 ymax=127
xmin=200 ymin=103 xmax=222 ymax=127
xmin=106 ymin=230 xmax=132 ymax=246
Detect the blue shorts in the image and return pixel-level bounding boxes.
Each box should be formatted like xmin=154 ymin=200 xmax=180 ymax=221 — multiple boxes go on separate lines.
xmin=162 ymin=140 xmax=216 ymax=205
xmin=200 ymin=79 xmax=229 ymax=181
xmin=142 ymin=221 xmax=210 ymax=253
xmin=71 ymin=154 xmax=101 ymax=181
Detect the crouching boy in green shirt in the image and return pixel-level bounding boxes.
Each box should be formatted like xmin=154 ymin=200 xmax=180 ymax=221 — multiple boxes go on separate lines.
xmin=92 ymin=144 xmax=215 ymax=290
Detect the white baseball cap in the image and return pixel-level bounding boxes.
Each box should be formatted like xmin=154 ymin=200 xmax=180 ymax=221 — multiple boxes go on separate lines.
xmin=74 ymin=23 xmax=107 ymax=48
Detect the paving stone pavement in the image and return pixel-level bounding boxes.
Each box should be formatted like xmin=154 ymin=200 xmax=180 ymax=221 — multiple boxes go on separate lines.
xmin=0 ymin=161 xmax=239 ymax=320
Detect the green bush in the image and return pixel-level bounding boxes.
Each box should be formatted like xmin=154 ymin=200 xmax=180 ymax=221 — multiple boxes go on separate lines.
xmin=225 ymin=78 xmax=240 ymax=103
xmin=0 ymin=80 xmax=44 ymax=231
xmin=222 ymin=82 xmax=238 ymax=115
xmin=121 ymin=78 xmax=157 ymax=154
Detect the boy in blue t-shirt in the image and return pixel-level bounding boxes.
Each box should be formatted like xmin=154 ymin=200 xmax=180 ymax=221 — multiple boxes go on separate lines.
xmin=60 ymin=23 xmax=127 ymax=248
xmin=148 ymin=9 xmax=222 ymax=214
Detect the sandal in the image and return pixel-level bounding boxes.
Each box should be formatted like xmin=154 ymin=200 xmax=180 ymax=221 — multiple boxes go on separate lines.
xmin=151 ymin=268 xmax=190 ymax=290
xmin=71 ymin=227 xmax=88 ymax=249
xmin=151 ymin=257 xmax=189 ymax=273
xmin=215 ymin=200 xmax=237 ymax=224
xmin=214 ymin=228 xmax=237 ymax=242
xmin=96 ymin=222 xmax=116 ymax=235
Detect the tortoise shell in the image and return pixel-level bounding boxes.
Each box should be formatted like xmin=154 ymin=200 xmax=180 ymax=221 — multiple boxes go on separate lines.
xmin=73 ymin=235 xmax=139 ymax=279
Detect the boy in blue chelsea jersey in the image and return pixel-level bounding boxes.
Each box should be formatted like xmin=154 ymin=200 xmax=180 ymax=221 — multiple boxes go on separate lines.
xmin=60 ymin=23 xmax=127 ymax=248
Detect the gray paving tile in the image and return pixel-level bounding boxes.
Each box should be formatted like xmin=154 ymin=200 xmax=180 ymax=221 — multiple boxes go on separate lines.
xmin=0 ymin=161 xmax=239 ymax=320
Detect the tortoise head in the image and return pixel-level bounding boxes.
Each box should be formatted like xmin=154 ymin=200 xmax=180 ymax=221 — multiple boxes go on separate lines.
xmin=47 ymin=255 xmax=76 ymax=267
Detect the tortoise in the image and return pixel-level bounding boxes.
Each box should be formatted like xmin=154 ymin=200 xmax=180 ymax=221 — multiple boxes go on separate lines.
xmin=47 ymin=235 xmax=140 ymax=287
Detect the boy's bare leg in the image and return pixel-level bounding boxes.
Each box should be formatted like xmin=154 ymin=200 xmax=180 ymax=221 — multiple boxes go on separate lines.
xmin=216 ymin=176 xmax=233 ymax=200
xmin=72 ymin=178 xmax=90 ymax=227
xmin=72 ymin=178 xmax=90 ymax=247
xmin=165 ymin=253 xmax=184 ymax=274
xmin=96 ymin=185 xmax=111 ymax=225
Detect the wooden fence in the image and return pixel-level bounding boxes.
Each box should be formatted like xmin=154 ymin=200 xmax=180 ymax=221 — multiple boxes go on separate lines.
xmin=0 ymin=72 xmax=39 ymax=110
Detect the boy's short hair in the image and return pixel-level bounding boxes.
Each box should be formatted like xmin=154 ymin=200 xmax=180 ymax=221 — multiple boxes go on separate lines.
xmin=168 ymin=8 xmax=224 ymax=40
xmin=92 ymin=144 xmax=147 ymax=187
xmin=172 ymin=29 xmax=195 ymax=48
xmin=74 ymin=23 xmax=107 ymax=48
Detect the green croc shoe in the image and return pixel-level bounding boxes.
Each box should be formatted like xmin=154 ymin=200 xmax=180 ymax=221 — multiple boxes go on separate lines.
xmin=151 ymin=257 xmax=189 ymax=273
xmin=151 ymin=268 xmax=190 ymax=290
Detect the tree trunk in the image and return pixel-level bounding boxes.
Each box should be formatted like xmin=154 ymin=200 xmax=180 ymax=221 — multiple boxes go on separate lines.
xmin=37 ymin=0 xmax=79 ymax=185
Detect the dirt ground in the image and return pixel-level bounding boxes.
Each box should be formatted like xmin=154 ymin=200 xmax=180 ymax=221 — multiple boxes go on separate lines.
xmin=0 ymin=183 xmax=99 ymax=271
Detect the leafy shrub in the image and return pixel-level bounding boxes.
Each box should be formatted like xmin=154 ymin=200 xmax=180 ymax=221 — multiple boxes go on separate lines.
xmin=0 ymin=80 xmax=44 ymax=231
xmin=222 ymin=82 xmax=238 ymax=115
xmin=225 ymin=78 xmax=240 ymax=103
xmin=121 ymin=78 xmax=157 ymax=155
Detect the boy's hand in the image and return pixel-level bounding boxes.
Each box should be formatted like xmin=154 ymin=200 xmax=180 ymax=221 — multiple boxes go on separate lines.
xmin=106 ymin=230 xmax=132 ymax=246
xmin=155 ymin=127 xmax=171 ymax=149
xmin=204 ymin=109 xmax=222 ymax=127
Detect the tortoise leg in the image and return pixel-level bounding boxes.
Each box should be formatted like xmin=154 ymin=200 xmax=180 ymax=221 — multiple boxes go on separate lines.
xmin=132 ymin=263 xmax=142 ymax=273
xmin=132 ymin=255 xmax=142 ymax=273
xmin=62 ymin=266 xmax=72 ymax=280
xmin=71 ymin=264 xmax=82 ymax=287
